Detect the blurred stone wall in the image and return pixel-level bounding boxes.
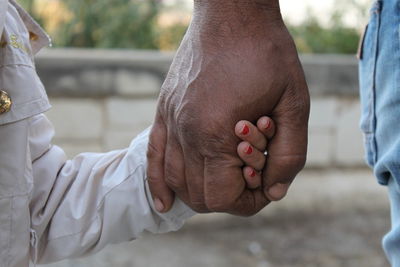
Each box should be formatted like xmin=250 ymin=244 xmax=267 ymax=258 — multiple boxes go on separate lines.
xmin=36 ymin=49 xmax=364 ymax=168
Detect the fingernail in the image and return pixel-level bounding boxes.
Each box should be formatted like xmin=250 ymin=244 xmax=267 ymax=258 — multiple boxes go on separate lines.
xmin=264 ymin=120 xmax=271 ymax=130
xmin=241 ymin=125 xmax=250 ymax=135
xmin=250 ymin=169 xmax=256 ymax=177
xmin=245 ymin=145 xmax=253 ymax=155
xmin=154 ymin=198 xmax=165 ymax=212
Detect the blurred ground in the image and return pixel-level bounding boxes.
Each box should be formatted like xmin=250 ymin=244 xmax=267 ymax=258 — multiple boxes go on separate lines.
xmin=43 ymin=169 xmax=390 ymax=267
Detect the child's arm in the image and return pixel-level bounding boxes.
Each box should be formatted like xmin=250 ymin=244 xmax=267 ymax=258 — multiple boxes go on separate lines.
xmin=29 ymin=113 xmax=274 ymax=264
xmin=29 ymin=114 xmax=194 ymax=264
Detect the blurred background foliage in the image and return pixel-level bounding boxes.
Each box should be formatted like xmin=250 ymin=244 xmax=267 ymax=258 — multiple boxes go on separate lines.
xmin=18 ymin=0 xmax=367 ymax=53
xmin=287 ymin=0 xmax=368 ymax=54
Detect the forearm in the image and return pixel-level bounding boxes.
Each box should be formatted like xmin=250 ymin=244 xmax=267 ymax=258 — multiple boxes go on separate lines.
xmin=192 ymin=0 xmax=282 ymax=26
xmin=188 ymin=0 xmax=292 ymax=56
xmin=193 ymin=0 xmax=280 ymax=11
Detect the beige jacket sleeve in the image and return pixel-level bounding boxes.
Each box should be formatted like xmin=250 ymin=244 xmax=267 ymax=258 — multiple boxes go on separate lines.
xmin=28 ymin=114 xmax=195 ymax=264
xmin=0 ymin=2 xmax=195 ymax=266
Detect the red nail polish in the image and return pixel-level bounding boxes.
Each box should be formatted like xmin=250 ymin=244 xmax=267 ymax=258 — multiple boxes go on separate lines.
xmin=245 ymin=146 xmax=253 ymax=155
xmin=241 ymin=125 xmax=250 ymax=135
xmin=250 ymin=169 xmax=256 ymax=177
xmin=264 ymin=120 xmax=271 ymax=130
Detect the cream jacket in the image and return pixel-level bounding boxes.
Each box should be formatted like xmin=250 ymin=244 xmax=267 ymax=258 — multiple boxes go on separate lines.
xmin=0 ymin=1 xmax=194 ymax=266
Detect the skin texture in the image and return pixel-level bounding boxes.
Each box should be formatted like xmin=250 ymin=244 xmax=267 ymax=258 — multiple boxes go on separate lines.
xmin=147 ymin=0 xmax=310 ymax=216
xmin=235 ymin=117 xmax=276 ymax=189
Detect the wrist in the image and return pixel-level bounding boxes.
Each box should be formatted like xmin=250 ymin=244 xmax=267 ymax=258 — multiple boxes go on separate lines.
xmin=192 ymin=0 xmax=284 ymax=38
xmin=193 ymin=0 xmax=282 ymax=21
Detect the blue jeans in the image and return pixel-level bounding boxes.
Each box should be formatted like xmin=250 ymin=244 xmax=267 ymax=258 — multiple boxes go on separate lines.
xmin=359 ymin=0 xmax=400 ymax=265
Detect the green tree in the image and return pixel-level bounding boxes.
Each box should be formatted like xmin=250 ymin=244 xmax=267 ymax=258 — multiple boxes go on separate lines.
xmin=288 ymin=0 xmax=368 ymax=54
xmin=19 ymin=0 xmax=368 ymax=53
xmin=18 ymin=0 xmax=34 ymax=13
xmin=288 ymin=15 xmax=360 ymax=54
xmin=54 ymin=0 xmax=160 ymax=49
xmin=18 ymin=0 xmax=44 ymax=24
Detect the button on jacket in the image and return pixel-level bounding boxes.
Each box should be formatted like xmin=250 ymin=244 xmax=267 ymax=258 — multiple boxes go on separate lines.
xmin=0 ymin=1 xmax=194 ymax=266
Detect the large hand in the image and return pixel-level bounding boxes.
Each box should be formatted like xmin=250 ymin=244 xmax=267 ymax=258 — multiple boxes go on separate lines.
xmin=147 ymin=0 xmax=310 ymax=216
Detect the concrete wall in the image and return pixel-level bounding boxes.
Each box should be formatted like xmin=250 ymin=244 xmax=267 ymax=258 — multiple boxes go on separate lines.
xmin=36 ymin=48 xmax=365 ymax=168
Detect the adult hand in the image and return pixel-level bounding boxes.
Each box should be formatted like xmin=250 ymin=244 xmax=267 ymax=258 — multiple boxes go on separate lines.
xmin=147 ymin=0 xmax=310 ymax=216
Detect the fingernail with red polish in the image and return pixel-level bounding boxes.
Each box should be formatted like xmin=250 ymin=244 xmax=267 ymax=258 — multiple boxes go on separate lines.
xmin=241 ymin=125 xmax=250 ymax=135
xmin=250 ymin=169 xmax=256 ymax=177
xmin=245 ymin=146 xmax=253 ymax=155
xmin=264 ymin=120 xmax=271 ymax=130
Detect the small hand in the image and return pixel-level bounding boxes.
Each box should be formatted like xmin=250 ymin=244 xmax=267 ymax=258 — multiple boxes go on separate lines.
xmin=235 ymin=116 xmax=276 ymax=189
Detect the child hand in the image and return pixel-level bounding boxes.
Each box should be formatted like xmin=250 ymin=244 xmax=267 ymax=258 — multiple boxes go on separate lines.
xmin=235 ymin=116 xmax=276 ymax=189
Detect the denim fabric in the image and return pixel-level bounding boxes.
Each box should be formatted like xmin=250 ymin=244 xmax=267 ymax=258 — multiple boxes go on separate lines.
xmin=359 ymin=0 xmax=400 ymax=265
xmin=384 ymin=178 xmax=400 ymax=266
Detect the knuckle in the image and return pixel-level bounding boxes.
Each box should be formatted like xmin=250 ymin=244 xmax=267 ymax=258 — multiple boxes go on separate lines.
xmin=199 ymin=124 xmax=237 ymax=156
xmin=206 ymin=132 xmax=235 ymax=151
xmin=175 ymin=107 xmax=203 ymax=143
xmin=147 ymin=174 xmax=158 ymax=186
xmin=164 ymin=160 xmax=184 ymax=191
xmin=164 ymin=174 xmax=184 ymax=191
xmin=147 ymin=139 xmax=161 ymax=159
xmin=146 ymin=175 xmax=162 ymax=196
xmin=255 ymin=156 xmax=266 ymax=169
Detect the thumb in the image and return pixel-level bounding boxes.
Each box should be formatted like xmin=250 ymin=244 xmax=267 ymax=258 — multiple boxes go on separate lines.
xmin=147 ymin=113 xmax=175 ymax=212
xmin=263 ymin=83 xmax=310 ymax=201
